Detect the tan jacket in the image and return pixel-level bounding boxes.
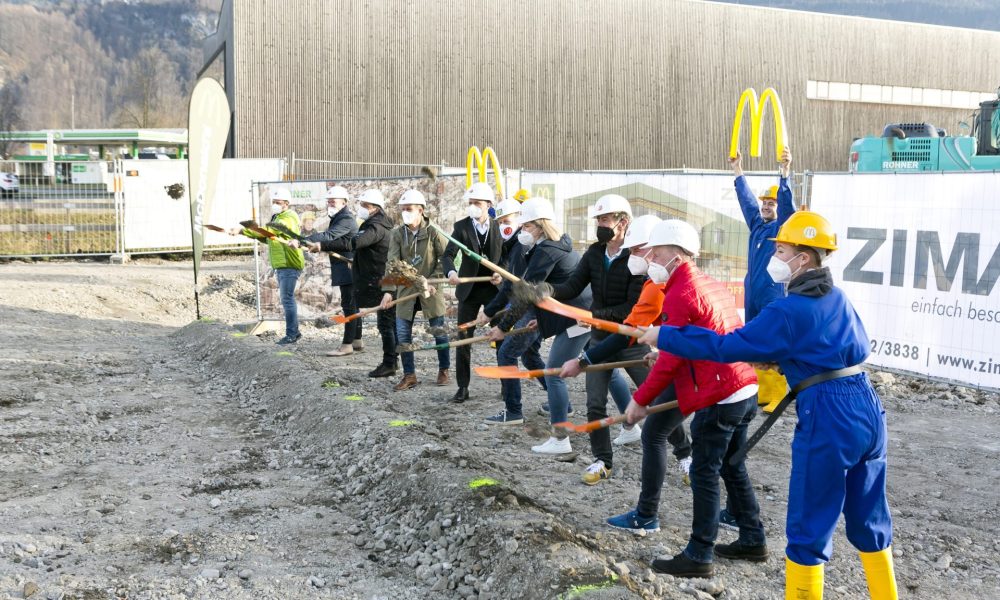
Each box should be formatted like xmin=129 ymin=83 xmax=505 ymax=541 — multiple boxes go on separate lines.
xmin=382 ymin=217 xmax=448 ymax=320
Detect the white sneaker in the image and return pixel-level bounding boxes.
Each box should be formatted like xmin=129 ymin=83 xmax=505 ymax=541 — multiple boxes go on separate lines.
xmin=678 ymin=456 xmax=692 ymax=486
xmin=613 ymin=424 xmax=642 ymax=446
xmin=531 ymin=436 xmax=572 ymax=454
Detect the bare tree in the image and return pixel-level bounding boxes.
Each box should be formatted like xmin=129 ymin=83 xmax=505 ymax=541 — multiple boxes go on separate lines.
xmin=0 ymin=81 xmax=24 ymax=159
xmin=113 ymin=47 xmax=185 ymax=129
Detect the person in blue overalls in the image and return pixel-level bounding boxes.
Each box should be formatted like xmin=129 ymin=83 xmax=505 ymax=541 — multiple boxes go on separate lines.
xmin=638 ymin=211 xmax=897 ymax=600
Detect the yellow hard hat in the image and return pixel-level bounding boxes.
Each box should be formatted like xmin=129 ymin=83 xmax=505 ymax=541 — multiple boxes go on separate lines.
xmin=769 ymin=211 xmax=838 ymax=251
xmin=759 ymin=185 xmax=779 ymax=201
xmin=513 ymin=188 xmax=530 ymax=203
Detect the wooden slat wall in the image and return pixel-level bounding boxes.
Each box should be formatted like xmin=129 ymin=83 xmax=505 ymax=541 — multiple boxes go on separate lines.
xmin=223 ymin=0 xmax=1000 ymax=175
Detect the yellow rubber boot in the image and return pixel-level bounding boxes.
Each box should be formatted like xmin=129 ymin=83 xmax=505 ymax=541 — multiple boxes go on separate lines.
xmin=785 ymin=557 xmax=823 ymax=600
xmin=756 ymin=368 xmax=787 ymax=413
xmin=859 ymin=548 xmax=899 ymax=600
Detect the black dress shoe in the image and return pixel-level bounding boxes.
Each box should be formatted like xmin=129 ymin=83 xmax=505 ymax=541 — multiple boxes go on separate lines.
xmin=450 ymin=387 xmax=470 ymax=403
xmin=714 ymin=541 xmax=769 ymax=562
xmin=651 ymin=553 xmax=714 ymax=578
xmin=368 ymin=362 xmax=398 ymax=378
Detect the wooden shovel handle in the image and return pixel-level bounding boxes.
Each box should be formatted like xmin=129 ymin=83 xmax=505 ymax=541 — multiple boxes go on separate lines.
xmin=555 ymin=399 xmax=680 ymax=434
xmin=334 ymin=290 xmax=427 ymax=323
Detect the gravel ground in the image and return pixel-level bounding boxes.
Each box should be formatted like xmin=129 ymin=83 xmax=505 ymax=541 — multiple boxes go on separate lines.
xmin=1 ymin=257 xmax=999 ymax=599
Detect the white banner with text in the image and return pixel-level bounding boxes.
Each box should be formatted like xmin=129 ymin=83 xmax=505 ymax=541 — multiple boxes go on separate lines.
xmin=811 ymin=172 xmax=1000 ymax=389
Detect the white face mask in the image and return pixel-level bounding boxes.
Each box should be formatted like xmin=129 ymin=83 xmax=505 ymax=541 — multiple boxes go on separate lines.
xmin=467 ymin=205 xmax=483 ymax=220
xmin=627 ymin=254 xmax=648 ymax=276
xmin=499 ymin=223 xmax=517 ymax=241
xmin=517 ymin=230 xmax=535 ymax=246
xmin=401 ymin=210 xmax=418 ymax=226
xmin=766 ymin=253 xmax=804 ymax=284
xmin=647 ymin=256 xmax=679 ymax=284
xmin=356 ymin=206 xmax=370 ymax=221
xmin=327 ymin=207 xmax=338 ymax=217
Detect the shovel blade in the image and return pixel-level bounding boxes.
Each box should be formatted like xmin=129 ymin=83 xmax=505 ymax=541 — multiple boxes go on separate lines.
xmin=331 ymin=315 xmax=350 ymax=324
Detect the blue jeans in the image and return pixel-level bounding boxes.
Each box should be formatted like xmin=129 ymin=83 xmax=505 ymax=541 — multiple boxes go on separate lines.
xmin=543 ymin=330 xmax=590 ymax=425
xmin=608 ymin=369 xmax=632 ymax=414
xmin=275 ymin=268 xmax=301 ymax=338
xmin=497 ymin=313 xmax=543 ymax=417
xmin=396 ymin=315 xmax=449 ymax=374
xmin=684 ymin=396 xmax=766 ymax=563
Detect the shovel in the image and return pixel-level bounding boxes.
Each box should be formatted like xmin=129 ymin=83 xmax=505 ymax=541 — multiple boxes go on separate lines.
xmin=380 ymin=274 xmax=495 ymax=286
xmin=554 ymin=399 xmax=680 ymax=434
xmin=406 ymin=324 xmax=536 ymax=352
xmin=331 ymin=289 xmax=430 ymax=324
xmin=458 ymin=307 xmax=510 ymax=330
xmin=535 ymin=297 xmax=646 ymax=338
xmin=474 ymin=359 xmax=647 ymax=379
xmin=260 ymin=221 xmax=353 ymax=264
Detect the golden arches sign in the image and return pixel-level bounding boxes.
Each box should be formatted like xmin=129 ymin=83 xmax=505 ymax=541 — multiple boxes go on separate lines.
xmin=729 ymin=87 xmax=788 ymax=162
xmin=466 ymin=146 xmax=505 ymax=199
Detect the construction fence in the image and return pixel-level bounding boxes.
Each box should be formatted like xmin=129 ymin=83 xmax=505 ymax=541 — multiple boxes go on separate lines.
xmin=0 ymin=158 xmax=283 ymax=258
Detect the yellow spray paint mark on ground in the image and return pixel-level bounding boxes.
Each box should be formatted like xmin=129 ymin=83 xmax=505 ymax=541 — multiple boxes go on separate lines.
xmin=230 ymin=332 xmax=247 ymax=338
xmin=322 ymin=380 xmax=341 ymax=388
xmin=557 ymin=574 xmax=619 ymax=599
xmin=197 ymin=317 xmax=216 ymax=323
xmin=468 ymin=477 xmax=499 ymax=489
xmin=389 ymin=420 xmax=414 ymax=427
xmin=275 ymin=351 xmax=294 ymax=357
xmin=343 ymin=394 xmax=365 ymax=401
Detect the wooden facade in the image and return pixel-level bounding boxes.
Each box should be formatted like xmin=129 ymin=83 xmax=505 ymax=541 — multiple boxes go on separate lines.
xmin=203 ymin=0 xmax=1000 ymax=175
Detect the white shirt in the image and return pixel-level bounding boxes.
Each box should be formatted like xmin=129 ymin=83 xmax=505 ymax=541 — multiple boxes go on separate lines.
xmin=717 ymin=383 xmax=761 ymax=405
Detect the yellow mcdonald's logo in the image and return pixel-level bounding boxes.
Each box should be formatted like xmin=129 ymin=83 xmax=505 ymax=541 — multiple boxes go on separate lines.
xmin=729 ymin=87 xmax=788 ymax=162
xmin=466 ymin=146 xmax=505 ymax=198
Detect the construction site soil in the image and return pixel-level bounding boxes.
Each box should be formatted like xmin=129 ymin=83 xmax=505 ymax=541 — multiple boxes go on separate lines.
xmin=1 ymin=257 xmax=999 ymax=600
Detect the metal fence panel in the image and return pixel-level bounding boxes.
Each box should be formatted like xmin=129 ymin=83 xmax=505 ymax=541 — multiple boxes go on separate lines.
xmin=0 ymin=160 xmax=120 ymax=257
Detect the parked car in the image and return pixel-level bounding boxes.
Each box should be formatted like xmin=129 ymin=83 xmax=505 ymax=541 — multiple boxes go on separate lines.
xmin=0 ymin=172 xmax=18 ymax=197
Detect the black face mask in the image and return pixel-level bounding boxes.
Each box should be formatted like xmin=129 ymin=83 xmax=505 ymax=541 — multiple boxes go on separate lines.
xmin=596 ymin=225 xmax=615 ymax=244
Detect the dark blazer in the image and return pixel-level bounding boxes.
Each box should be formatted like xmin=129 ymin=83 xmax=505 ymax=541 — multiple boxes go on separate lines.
xmin=441 ymin=216 xmax=503 ymax=302
xmin=306 ymin=207 xmax=357 ymax=286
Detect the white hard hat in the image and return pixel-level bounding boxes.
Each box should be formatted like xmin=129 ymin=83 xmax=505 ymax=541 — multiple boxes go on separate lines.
xmin=587 ymin=194 xmax=632 ymax=219
xmin=358 ymin=189 xmax=386 ymax=209
xmin=270 ymin=188 xmax=292 ymax=202
xmin=647 ymin=219 xmax=700 ymax=257
xmin=495 ymin=199 xmax=521 ymax=219
xmin=467 ymin=182 xmax=495 ymax=203
xmin=622 ymin=214 xmax=662 ymax=249
xmin=399 ymin=189 xmax=427 ymax=206
xmin=324 ymin=185 xmax=350 ymax=200
xmin=517 ymin=197 xmax=556 ymax=225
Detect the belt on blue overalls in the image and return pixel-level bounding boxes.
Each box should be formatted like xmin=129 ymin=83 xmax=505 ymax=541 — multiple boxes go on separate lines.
xmin=728 ymin=364 xmax=864 ymax=466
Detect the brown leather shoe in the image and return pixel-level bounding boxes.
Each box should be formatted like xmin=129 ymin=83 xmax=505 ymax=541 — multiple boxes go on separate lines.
xmin=393 ymin=373 xmax=418 ymax=391
xmin=436 ymin=369 xmax=449 ymax=386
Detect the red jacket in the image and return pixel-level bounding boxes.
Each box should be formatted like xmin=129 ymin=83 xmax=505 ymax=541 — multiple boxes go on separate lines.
xmin=632 ymin=261 xmax=757 ymax=415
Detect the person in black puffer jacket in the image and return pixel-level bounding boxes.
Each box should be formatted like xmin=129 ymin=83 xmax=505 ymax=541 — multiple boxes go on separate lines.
xmin=550 ymin=194 xmax=648 ymax=485
xmin=313 ymin=189 xmax=397 ymax=376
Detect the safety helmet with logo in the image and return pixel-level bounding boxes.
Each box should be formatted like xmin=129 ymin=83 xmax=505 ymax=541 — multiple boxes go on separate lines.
xmin=587 ymin=194 xmax=632 ymax=219
xmin=495 ymin=199 xmax=522 ymax=219
xmin=517 ymin=197 xmax=556 ymax=225
xmin=759 ymin=185 xmax=779 ymax=202
xmin=398 ymin=189 xmax=427 ymax=206
xmin=769 ymin=211 xmax=838 ymax=251
xmin=467 ymin=182 xmax=495 ymax=203
xmin=357 ymin=189 xmax=386 ymax=209
xmin=513 ymin=188 xmax=531 ymax=203
xmin=647 ymin=219 xmax=700 ymax=257
xmin=270 ymin=188 xmax=292 ymax=202
xmin=622 ymin=214 xmax=662 ymax=249
xmin=324 ymin=185 xmax=350 ymax=201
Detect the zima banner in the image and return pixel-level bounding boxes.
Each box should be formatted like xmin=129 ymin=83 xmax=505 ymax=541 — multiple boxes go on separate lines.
xmin=811 ymin=172 xmax=1000 ymax=390
xmin=187 ymin=77 xmax=231 ymax=316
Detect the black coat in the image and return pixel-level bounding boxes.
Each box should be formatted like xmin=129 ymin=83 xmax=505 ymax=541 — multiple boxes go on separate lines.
xmin=307 ymin=207 xmax=358 ymax=286
xmin=441 ymin=216 xmax=503 ymax=302
xmin=550 ymin=241 xmax=644 ymax=340
xmin=345 ymin=211 xmax=393 ymax=303
xmin=499 ymin=234 xmax=592 ymax=339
